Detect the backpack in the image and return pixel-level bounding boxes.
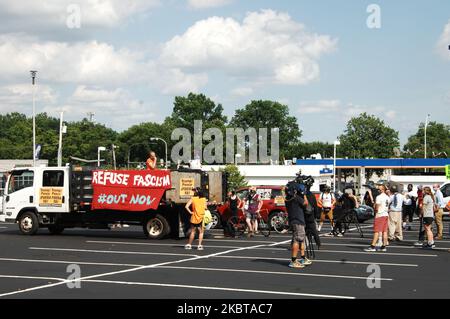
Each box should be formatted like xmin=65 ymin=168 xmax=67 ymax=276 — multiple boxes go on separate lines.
xmin=203 ymin=209 xmax=212 ymax=226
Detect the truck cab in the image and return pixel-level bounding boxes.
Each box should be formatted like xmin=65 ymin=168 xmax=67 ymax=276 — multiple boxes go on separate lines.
xmin=1 ymin=166 xmax=71 ymax=225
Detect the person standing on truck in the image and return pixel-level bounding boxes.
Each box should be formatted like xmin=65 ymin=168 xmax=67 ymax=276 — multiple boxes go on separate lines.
xmin=146 ymin=151 xmax=157 ymax=170
xmin=184 ymin=188 xmax=207 ymax=251
xmin=317 ymin=186 xmax=336 ymax=232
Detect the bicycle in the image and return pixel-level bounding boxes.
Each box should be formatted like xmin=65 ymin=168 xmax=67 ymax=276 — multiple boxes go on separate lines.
xmin=227 ymin=209 xmax=271 ymax=237
xmin=272 ymin=211 xmax=290 ymax=234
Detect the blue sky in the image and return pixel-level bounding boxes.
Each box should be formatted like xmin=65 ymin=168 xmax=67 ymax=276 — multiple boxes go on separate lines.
xmin=0 ymin=0 xmax=449 ymax=146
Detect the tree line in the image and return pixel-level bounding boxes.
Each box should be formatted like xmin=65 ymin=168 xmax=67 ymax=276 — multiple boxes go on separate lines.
xmin=0 ymin=93 xmax=448 ymax=168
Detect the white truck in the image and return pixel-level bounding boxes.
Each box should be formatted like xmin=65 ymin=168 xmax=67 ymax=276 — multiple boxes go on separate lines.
xmin=0 ymin=165 xmax=226 ymax=238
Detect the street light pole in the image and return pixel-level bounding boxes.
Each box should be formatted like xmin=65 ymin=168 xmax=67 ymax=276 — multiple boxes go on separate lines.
xmin=57 ymin=111 xmax=64 ymax=167
xmin=112 ymin=144 xmax=118 ymax=170
xmin=97 ymin=146 xmax=106 ymax=167
xmin=333 ymin=140 xmax=340 ymax=193
xmin=424 ymin=114 xmax=430 ymax=173
xmin=30 ymin=71 xmax=37 ymax=167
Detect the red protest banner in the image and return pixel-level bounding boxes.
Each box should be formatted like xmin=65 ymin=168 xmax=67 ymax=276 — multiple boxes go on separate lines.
xmin=91 ymin=170 xmax=172 ymax=211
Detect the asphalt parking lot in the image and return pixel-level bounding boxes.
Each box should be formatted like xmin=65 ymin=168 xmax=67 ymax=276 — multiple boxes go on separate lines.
xmin=0 ymin=219 xmax=449 ymax=299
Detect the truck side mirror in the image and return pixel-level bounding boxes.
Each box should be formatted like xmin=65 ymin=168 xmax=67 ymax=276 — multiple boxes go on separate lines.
xmin=6 ymin=196 xmax=9 ymax=202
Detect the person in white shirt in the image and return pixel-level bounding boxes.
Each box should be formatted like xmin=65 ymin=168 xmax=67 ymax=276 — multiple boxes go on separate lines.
xmin=433 ymin=184 xmax=445 ymax=240
xmin=422 ymin=187 xmax=436 ymax=249
xmin=402 ymin=184 xmax=416 ymax=231
xmin=318 ymin=186 xmax=336 ymax=233
xmin=365 ymin=184 xmax=390 ymax=252
xmin=388 ymin=184 xmax=404 ymax=242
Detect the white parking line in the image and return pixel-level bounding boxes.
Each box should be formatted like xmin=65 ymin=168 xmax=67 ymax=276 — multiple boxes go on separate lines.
xmin=86 ymin=240 xmax=241 ymax=249
xmin=158 ymin=265 xmax=393 ymax=281
xmin=29 ymin=247 xmax=199 ymax=257
xmin=0 ymin=275 xmax=65 ymax=282
xmin=0 ymin=258 xmax=142 ymax=268
xmin=83 ymin=279 xmax=356 ymax=299
xmin=0 ymin=240 xmax=290 ymax=298
xmin=299 ymin=249 xmax=437 ymax=257
xmin=215 ymin=256 xmax=418 ymax=267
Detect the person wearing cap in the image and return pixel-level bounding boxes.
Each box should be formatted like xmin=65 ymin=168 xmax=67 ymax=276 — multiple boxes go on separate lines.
xmin=433 ymin=184 xmax=445 ymax=240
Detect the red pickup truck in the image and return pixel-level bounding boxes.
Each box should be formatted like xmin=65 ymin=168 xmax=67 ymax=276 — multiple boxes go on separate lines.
xmin=215 ymin=186 xmax=287 ymax=228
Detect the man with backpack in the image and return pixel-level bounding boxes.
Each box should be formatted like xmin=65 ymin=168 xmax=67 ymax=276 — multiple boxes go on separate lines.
xmin=317 ymin=186 xmax=336 ymax=233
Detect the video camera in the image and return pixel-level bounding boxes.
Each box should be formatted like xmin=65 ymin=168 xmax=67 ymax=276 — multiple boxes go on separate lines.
xmin=285 ymin=170 xmax=315 ymax=198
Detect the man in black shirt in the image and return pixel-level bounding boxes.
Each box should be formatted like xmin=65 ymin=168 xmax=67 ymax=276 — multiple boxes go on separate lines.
xmin=285 ymin=191 xmax=312 ymax=268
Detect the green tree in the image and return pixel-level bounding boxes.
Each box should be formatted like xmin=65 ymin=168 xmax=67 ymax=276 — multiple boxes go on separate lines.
xmin=220 ymin=164 xmax=248 ymax=191
xmin=63 ymin=119 xmax=118 ymax=166
xmin=339 ymin=113 xmax=399 ymax=159
xmin=403 ymin=122 xmax=450 ymax=158
xmin=117 ymin=122 xmax=173 ymax=168
xmin=230 ymin=100 xmax=301 ymax=161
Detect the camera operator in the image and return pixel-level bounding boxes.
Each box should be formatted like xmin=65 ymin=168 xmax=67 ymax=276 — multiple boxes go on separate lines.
xmin=332 ymin=188 xmax=358 ymax=237
xmin=285 ymin=183 xmax=312 ymax=268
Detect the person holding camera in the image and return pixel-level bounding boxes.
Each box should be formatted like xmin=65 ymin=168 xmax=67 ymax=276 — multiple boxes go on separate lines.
xmin=285 ymin=183 xmax=312 ymax=268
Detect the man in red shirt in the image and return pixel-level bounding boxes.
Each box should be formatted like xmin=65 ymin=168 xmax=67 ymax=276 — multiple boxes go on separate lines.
xmin=146 ymin=151 xmax=157 ymax=170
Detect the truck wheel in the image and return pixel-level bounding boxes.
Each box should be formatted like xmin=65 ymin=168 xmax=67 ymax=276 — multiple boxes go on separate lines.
xmin=48 ymin=225 xmax=65 ymax=235
xmin=19 ymin=212 xmax=39 ymax=235
xmin=210 ymin=211 xmax=221 ymax=229
xmin=143 ymin=214 xmax=170 ymax=239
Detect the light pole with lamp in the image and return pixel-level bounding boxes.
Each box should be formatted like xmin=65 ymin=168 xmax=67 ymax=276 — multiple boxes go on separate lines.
xmin=111 ymin=144 xmax=119 ymax=170
xmin=150 ymin=137 xmax=168 ymax=169
xmin=424 ymin=114 xmax=430 ymax=173
xmin=30 ymin=71 xmax=37 ymax=167
xmin=97 ymin=146 xmax=106 ymax=167
xmin=333 ymin=140 xmax=340 ymax=193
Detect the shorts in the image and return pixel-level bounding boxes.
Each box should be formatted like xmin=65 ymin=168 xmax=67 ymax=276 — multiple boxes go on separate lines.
xmin=374 ymin=216 xmax=388 ymax=233
xmin=320 ymin=207 xmax=333 ymax=221
xmin=191 ymin=222 xmax=203 ymax=228
xmin=245 ymin=211 xmax=257 ymax=221
xmin=291 ymin=224 xmax=306 ymax=244
xmin=423 ymin=217 xmax=434 ymax=226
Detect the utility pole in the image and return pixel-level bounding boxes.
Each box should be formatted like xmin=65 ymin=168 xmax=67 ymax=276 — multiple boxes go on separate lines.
xmin=30 ymin=71 xmax=37 ymax=167
xmin=58 ymin=111 xmax=65 ymax=167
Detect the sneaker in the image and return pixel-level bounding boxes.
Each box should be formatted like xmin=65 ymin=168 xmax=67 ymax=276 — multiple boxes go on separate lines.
xmin=288 ymin=260 xmax=304 ymax=268
xmin=337 ymin=233 xmax=343 ymax=237
xmin=317 ymin=225 xmax=322 ymax=232
xmin=422 ymin=244 xmax=434 ymax=250
xmin=184 ymin=244 xmax=192 ymax=250
xmin=377 ymin=246 xmax=387 ymax=252
xmin=364 ymin=246 xmax=377 ymax=252
xmin=300 ymin=258 xmax=312 ymax=266
xmin=414 ymin=241 xmax=423 ymax=247
xmin=197 ymin=245 xmax=204 ymax=251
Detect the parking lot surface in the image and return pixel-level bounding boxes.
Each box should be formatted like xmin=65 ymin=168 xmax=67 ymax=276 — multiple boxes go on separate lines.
xmin=0 ymin=220 xmax=449 ymax=299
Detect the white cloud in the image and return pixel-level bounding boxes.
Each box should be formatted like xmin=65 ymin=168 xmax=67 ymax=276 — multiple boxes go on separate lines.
xmin=230 ymin=87 xmax=253 ymax=97
xmin=299 ymin=100 xmax=341 ymax=114
xmin=48 ymin=85 xmax=155 ymax=130
xmin=188 ymin=0 xmax=233 ymax=9
xmin=0 ymin=34 xmax=142 ymax=86
xmin=437 ymin=21 xmax=450 ymax=59
xmin=0 ymin=0 xmax=160 ymax=32
xmin=159 ymin=9 xmax=337 ymax=86
xmin=0 ymin=83 xmax=58 ymax=114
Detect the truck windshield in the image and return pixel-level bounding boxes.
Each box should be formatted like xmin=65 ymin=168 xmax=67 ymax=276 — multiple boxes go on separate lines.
xmin=8 ymin=170 xmax=34 ymax=194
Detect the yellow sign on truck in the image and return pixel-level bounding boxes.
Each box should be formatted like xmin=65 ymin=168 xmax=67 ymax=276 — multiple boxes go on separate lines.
xmin=39 ymin=188 xmax=63 ymax=207
xmin=180 ymin=178 xmax=195 ymax=197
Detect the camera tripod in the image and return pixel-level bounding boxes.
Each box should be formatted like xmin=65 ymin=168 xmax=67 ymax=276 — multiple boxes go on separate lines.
xmin=340 ymin=209 xmax=364 ymax=238
xmin=305 ymin=230 xmax=316 ymax=259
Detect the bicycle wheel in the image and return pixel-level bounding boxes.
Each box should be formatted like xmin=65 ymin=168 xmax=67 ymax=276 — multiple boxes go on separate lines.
xmin=258 ymin=218 xmax=271 ymax=237
xmin=273 ymin=213 xmax=289 ymax=233
xmin=228 ymin=216 xmax=245 ymax=237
